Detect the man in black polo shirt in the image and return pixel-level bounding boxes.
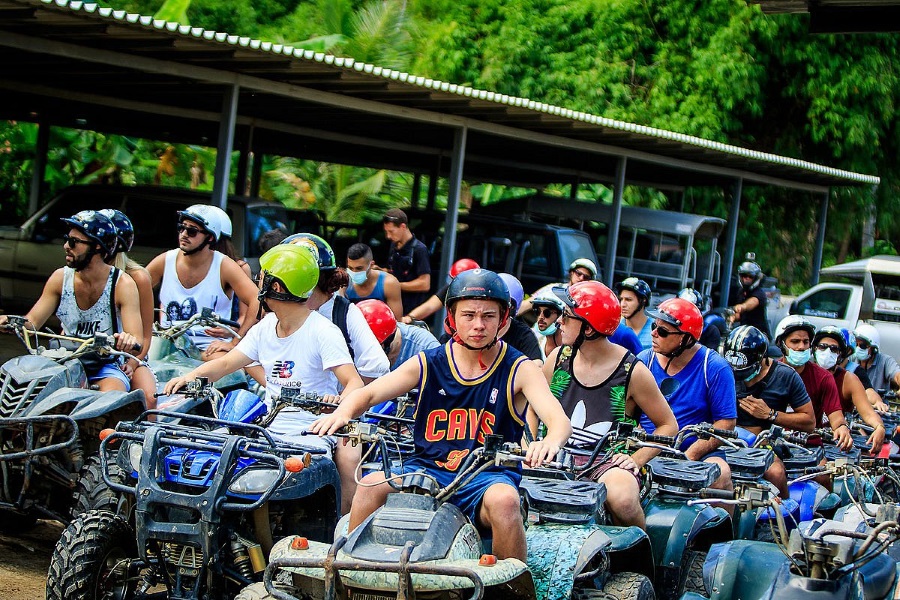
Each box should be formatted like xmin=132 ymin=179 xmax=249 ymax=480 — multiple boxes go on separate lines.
xmin=731 ymin=254 xmax=771 ymax=339
xmin=383 ymin=209 xmax=431 ymax=316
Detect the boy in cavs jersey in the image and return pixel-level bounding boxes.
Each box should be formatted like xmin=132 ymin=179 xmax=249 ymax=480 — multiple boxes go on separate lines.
xmin=311 ymin=269 xmax=571 ymax=561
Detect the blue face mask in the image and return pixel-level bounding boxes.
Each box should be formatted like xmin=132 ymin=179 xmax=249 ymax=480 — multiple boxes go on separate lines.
xmin=853 ymin=346 xmax=870 ymax=362
xmin=348 ymin=269 xmax=368 ymax=286
xmin=786 ymin=347 xmax=811 ymax=367
xmin=539 ymin=322 xmax=558 ymax=337
xmin=744 ymin=364 xmax=762 ymax=382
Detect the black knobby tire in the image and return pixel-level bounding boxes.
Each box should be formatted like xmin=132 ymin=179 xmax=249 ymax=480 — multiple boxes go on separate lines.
xmin=46 ymin=509 xmax=137 ymax=600
xmin=71 ymin=454 xmax=129 ymax=519
xmin=679 ymin=549 xmax=708 ymax=597
xmin=602 ymin=572 xmax=656 ymax=600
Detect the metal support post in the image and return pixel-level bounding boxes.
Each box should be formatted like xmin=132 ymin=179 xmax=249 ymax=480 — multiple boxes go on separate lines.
xmin=411 ymin=173 xmax=422 ymax=209
xmin=249 ymin=152 xmax=263 ymax=197
xmin=28 ymin=119 xmax=51 ymax=215
xmin=719 ymin=178 xmax=743 ymax=306
xmin=439 ymin=128 xmax=467 ymax=286
xmin=603 ymin=157 xmax=627 ymax=287
xmin=810 ymin=190 xmax=830 ymax=286
xmin=212 ymin=84 xmax=239 ymax=209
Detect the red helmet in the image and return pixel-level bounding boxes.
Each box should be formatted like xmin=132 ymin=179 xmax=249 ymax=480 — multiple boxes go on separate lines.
xmin=450 ymin=258 xmax=480 ymax=278
xmin=647 ymin=298 xmax=703 ymax=341
xmin=553 ymin=281 xmax=620 ymax=336
xmin=357 ymin=299 xmax=397 ymax=344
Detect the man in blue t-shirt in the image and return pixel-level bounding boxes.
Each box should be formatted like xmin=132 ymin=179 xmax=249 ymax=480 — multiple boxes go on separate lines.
xmin=638 ymin=298 xmax=737 ymax=501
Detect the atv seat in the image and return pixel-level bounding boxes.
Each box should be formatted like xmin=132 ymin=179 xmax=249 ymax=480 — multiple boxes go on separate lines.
xmin=519 ymin=476 xmax=606 ymax=524
xmin=781 ymin=446 xmax=824 ymax=474
xmin=723 ymin=447 xmax=774 ymax=481
xmin=648 ymin=457 xmax=720 ymax=494
xmin=826 ymin=442 xmax=861 ymax=462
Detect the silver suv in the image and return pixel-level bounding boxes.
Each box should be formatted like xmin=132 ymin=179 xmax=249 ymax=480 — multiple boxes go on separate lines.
xmin=0 ymin=185 xmax=288 ymax=311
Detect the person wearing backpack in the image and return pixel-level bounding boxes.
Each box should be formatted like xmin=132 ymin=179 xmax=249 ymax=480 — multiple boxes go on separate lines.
xmin=283 ymin=233 xmax=389 ymax=384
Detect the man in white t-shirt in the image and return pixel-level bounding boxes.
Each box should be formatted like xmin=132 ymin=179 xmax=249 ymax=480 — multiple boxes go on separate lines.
xmin=166 ymin=244 xmax=364 ymax=514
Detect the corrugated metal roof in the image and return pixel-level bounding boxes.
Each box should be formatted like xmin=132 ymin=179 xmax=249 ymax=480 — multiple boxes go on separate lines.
xmin=0 ymin=0 xmax=881 ymax=190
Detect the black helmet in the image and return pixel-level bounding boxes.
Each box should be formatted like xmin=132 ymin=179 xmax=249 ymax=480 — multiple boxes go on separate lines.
xmin=737 ymin=252 xmax=764 ymax=290
xmin=60 ymin=210 xmax=118 ymax=258
xmin=282 ymin=233 xmax=337 ymax=272
xmin=445 ymin=268 xmax=511 ymax=313
xmin=724 ymin=325 xmax=769 ymax=379
xmin=99 ymin=208 xmax=134 ymax=254
xmin=614 ymin=277 xmax=652 ymax=305
xmin=813 ymin=325 xmax=849 ymax=358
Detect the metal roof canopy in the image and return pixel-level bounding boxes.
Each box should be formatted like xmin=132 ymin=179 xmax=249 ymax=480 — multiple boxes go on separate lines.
xmin=750 ymin=1 xmax=900 ymax=33
xmin=0 ymin=0 xmax=880 ymax=296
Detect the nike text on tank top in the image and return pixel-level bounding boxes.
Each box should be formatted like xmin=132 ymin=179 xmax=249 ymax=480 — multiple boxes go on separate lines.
xmin=550 ymin=345 xmax=637 ymax=438
xmin=56 ymin=267 xmax=121 ymax=338
xmin=413 ymin=341 xmax=528 ymax=472
xmin=158 ymin=249 xmax=233 ymax=349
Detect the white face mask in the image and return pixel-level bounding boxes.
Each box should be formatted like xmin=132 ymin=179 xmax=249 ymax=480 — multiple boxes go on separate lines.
xmin=348 ymin=269 xmax=368 ymax=286
xmin=815 ymin=349 xmax=838 ymax=370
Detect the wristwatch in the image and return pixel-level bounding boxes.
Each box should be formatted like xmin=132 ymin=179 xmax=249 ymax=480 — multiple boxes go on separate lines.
xmin=768 ymin=409 xmax=778 ymax=422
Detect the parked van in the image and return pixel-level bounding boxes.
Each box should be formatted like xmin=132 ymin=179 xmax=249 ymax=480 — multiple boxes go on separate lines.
xmin=0 ymin=185 xmax=289 ymax=311
xmin=789 ymin=255 xmax=900 ymax=360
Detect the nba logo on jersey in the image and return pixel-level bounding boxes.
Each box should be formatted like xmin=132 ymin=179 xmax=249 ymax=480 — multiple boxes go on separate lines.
xmin=489 ymin=388 xmax=498 ymax=405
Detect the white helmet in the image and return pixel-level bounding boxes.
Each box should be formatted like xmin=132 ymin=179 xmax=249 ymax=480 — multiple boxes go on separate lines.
xmin=530 ymin=289 xmax=565 ymax=312
xmin=177 ymin=204 xmax=224 ymax=242
xmin=774 ymin=315 xmax=816 ymax=345
xmin=853 ymin=323 xmax=880 ymax=349
xmin=569 ymin=258 xmax=598 ymax=279
xmin=213 ymin=207 xmax=233 ymax=238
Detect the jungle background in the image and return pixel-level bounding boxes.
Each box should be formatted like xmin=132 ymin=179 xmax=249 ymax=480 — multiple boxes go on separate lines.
xmin=1 ymin=0 xmax=898 ymax=292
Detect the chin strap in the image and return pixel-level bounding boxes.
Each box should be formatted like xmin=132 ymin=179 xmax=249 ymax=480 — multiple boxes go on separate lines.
xmin=660 ymin=336 xmax=697 ymax=374
xmin=257 ymin=272 xmax=305 ymax=319
xmin=182 ymin=233 xmax=213 ymax=256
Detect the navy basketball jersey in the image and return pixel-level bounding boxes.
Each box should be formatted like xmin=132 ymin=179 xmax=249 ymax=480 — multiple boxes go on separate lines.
xmin=412 ymin=341 xmax=529 ymax=472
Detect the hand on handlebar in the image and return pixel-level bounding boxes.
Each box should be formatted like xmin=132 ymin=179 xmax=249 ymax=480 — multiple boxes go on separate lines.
xmin=874 ymin=400 xmax=890 ymax=413
xmin=832 ymin=424 xmax=854 ymax=452
xmin=866 ymin=425 xmax=885 ymax=454
xmin=113 ymin=332 xmax=140 ymax=353
xmin=524 ymin=439 xmax=560 ymax=468
xmin=164 ymin=375 xmax=194 ymax=396
xmin=608 ymin=452 xmax=640 ymax=475
xmin=310 ymin=409 xmax=352 ymax=436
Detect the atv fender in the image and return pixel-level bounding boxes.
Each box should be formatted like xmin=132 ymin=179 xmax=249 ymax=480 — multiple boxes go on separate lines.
xmin=645 ymin=497 xmax=732 ymax=568
xmin=702 ymin=540 xmax=788 ymax=600
xmin=22 ymin=387 xmax=145 ymax=420
xmin=270 ymin=455 xmax=341 ymax=505
xmin=788 ymin=479 xmax=833 ymax=521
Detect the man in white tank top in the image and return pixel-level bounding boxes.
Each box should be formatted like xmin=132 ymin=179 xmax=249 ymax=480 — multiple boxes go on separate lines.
xmin=0 ymin=211 xmax=143 ymax=392
xmin=146 ymin=204 xmax=260 ymax=361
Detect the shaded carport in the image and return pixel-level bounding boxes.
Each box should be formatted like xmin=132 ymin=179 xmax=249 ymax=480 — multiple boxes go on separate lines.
xmin=0 ymin=0 xmax=880 ymax=303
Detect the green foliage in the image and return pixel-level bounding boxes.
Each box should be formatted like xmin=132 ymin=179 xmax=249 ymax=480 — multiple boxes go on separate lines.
xmin=154 ymin=0 xmax=191 ymax=23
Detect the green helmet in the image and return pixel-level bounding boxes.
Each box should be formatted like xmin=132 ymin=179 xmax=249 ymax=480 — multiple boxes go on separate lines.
xmin=259 ymin=244 xmax=319 ymax=301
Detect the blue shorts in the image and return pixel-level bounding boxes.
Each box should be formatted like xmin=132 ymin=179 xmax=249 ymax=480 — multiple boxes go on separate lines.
xmin=88 ymin=363 xmax=131 ymax=391
xmin=399 ymin=459 xmax=521 ymax=528
xmin=700 ymin=448 xmax=728 ymax=462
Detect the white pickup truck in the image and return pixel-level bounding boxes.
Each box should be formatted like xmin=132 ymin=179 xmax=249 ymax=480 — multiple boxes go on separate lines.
xmin=789 ymin=255 xmax=900 ymax=360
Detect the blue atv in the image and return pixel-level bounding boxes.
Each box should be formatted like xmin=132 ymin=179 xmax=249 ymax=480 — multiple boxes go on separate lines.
xmin=45 ymin=386 xmax=341 ymax=600
xmin=253 ymin=429 xmax=657 ymax=600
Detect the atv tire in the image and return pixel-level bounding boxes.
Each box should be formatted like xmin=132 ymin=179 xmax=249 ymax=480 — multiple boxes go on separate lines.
xmin=602 ymin=572 xmax=655 ymax=600
xmin=679 ymin=549 xmax=708 ymax=596
xmin=46 ymin=510 xmax=137 ymax=600
xmin=71 ymin=454 xmax=129 ymax=519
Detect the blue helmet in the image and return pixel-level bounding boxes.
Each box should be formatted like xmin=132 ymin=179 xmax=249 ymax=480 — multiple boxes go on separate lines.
xmin=60 ymin=210 xmax=118 ymax=258
xmin=498 ymin=273 xmax=524 ymax=313
xmin=283 ymin=233 xmax=337 ymax=272
xmin=99 ymin=208 xmax=134 ymax=254
xmin=615 ymin=277 xmax=652 ymax=305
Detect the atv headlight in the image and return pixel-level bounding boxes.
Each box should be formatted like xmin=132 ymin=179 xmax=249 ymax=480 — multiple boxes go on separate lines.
xmin=129 ymin=443 xmax=144 ymax=472
xmin=228 ymin=468 xmax=281 ymax=495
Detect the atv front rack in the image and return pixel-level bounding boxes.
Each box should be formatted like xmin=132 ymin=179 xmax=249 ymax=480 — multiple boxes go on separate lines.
xmin=0 ymin=415 xmax=77 ymax=461
xmin=264 ymin=536 xmax=486 ymax=600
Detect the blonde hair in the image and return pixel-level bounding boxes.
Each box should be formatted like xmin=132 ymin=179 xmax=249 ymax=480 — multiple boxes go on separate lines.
xmin=113 ymin=253 xmax=143 ymax=273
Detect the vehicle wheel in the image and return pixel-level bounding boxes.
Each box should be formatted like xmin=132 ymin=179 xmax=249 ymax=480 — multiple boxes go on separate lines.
xmin=601 ymin=572 xmax=655 ymax=600
xmin=0 ymin=509 xmax=38 ymax=533
xmin=46 ymin=510 xmax=137 ymax=600
xmin=679 ymin=549 xmax=708 ymax=596
xmin=71 ymin=454 xmax=130 ymax=519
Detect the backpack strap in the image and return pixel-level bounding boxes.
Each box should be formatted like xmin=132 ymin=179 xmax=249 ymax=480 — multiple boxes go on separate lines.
xmin=331 ymin=294 xmax=355 ymax=360
xmin=109 ymin=267 xmax=120 ymax=336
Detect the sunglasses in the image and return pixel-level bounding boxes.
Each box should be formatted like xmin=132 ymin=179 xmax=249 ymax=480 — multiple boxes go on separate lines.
xmin=560 ymin=311 xmax=585 ymax=324
xmin=815 ymin=343 xmax=841 ymax=353
xmin=651 ymin=322 xmax=684 ymax=338
xmin=177 ymin=224 xmax=203 ymax=238
xmin=382 ymin=216 xmax=404 ymax=224
xmin=532 ymin=307 xmax=560 ymax=318
xmin=62 ymin=234 xmax=93 ymax=248
xmin=570 ymin=270 xmax=591 ymax=279
xmin=855 ymin=339 xmax=870 ymax=350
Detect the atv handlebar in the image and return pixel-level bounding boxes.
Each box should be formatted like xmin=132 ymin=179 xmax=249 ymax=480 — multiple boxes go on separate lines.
xmin=154 ymin=307 xmax=242 ymax=341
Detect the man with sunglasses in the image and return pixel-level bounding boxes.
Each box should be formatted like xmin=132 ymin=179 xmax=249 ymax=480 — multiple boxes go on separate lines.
xmin=382 ymin=209 xmax=431 ymax=317
xmin=638 ymin=298 xmax=737 ymax=503
xmin=852 ymin=323 xmax=900 ymax=394
xmin=537 ymin=281 xmax=677 ymax=529
xmin=146 ymin=204 xmax=260 ymax=361
xmin=812 ymin=326 xmax=885 ymax=453
xmin=0 ymin=211 xmax=142 ymax=392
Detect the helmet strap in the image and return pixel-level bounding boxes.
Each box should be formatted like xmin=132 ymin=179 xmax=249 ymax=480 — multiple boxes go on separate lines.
xmin=257 ymin=273 xmax=305 ymax=319
xmin=660 ymin=335 xmax=696 ymax=373
xmin=446 ymin=304 xmax=505 ymax=370
xmin=182 ymin=233 xmax=212 ymax=256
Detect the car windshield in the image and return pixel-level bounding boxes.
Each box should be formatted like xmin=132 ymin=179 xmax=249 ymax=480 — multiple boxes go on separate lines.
xmin=558 ymin=231 xmax=597 ymax=276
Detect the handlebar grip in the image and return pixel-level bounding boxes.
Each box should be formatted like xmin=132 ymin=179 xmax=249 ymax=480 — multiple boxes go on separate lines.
xmin=218 ymin=318 xmax=241 ymax=328
xmin=710 ymin=427 xmax=739 ymax=439
xmin=699 ymin=488 xmax=735 ymax=500
xmin=642 ymin=434 xmax=676 ymax=446
xmin=133 ymin=342 xmax=142 ymax=353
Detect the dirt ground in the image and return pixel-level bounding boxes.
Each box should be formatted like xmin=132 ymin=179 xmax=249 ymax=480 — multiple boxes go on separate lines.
xmin=0 ymin=520 xmax=63 ymax=600
xmin=0 ymin=334 xmax=60 ymax=599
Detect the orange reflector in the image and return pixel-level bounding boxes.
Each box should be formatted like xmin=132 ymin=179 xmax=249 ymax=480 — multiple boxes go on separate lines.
xmin=285 ymin=457 xmax=306 ymax=473
xmin=291 ymin=536 xmax=309 ymax=550
xmin=99 ymin=428 xmax=115 ymax=441
xmin=478 ymin=554 xmax=496 ymax=566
